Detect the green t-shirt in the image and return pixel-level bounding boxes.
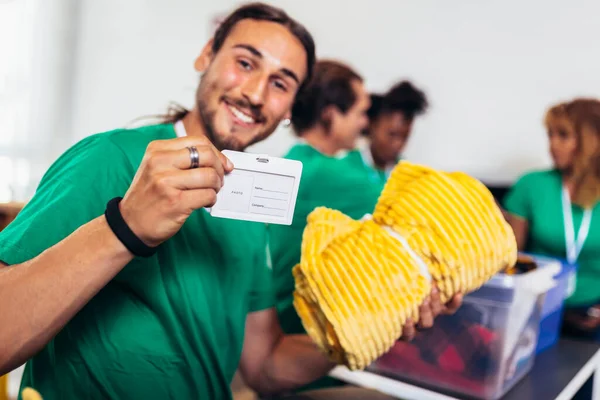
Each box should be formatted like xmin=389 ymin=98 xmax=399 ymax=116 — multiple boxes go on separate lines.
xmin=504 ymin=169 xmax=600 ymax=306
xmin=268 ymin=143 xmax=384 ymax=390
xmin=0 ymin=124 xmax=274 ymax=400
xmin=356 ymin=139 xmax=402 ymax=185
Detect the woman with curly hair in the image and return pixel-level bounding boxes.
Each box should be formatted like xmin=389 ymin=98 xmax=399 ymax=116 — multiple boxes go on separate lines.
xmin=359 ymin=80 xmax=429 ymax=183
xmin=504 ymin=98 xmax=600 ymax=339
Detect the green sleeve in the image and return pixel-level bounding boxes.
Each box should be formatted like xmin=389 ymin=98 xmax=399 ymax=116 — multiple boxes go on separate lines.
xmin=247 ymin=226 xmax=275 ymax=313
xmin=0 ymin=135 xmax=134 ymax=265
xmin=503 ymin=174 xmax=533 ymax=220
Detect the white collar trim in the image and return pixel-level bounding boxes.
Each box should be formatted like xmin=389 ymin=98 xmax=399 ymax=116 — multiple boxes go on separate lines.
xmin=174 ymin=120 xmax=187 ymax=138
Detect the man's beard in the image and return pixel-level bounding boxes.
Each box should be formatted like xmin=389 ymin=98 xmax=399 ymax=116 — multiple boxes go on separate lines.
xmin=195 ymin=86 xmax=238 ymax=151
xmin=195 ymin=78 xmax=271 ymax=152
xmin=197 ymin=100 xmax=241 ymax=151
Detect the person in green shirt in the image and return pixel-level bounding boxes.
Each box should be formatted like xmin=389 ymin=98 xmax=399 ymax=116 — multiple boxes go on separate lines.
xmin=358 ymin=81 xmax=429 ymax=183
xmin=0 ymin=4 xmax=355 ymax=399
xmin=269 ymin=60 xmax=463 ymax=392
xmin=504 ymin=98 xmax=600 ymax=339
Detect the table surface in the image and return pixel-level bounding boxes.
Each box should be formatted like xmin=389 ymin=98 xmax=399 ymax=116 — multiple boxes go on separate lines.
xmin=503 ymin=338 xmax=600 ymax=400
xmin=328 ymin=338 xmax=600 ymax=400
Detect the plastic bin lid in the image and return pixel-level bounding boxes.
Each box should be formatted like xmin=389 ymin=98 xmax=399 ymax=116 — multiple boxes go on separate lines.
xmin=485 ymin=255 xmax=561 ymax=293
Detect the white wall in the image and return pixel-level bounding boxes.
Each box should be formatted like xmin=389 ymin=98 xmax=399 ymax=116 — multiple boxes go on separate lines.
xmin=68 ymin=0 xmax=600 ymax=184
xmin=0 ymin=0 xmax=80 ymax=201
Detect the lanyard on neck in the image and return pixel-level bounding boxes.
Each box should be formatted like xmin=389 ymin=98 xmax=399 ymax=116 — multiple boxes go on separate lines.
xmin=562 ymin=185 xmax=592 ymax=264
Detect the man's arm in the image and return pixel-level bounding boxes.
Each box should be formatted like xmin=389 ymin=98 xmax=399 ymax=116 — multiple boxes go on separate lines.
xmin=238 ymin=308 xmax=334 ymax=396
xmin=238 ymin=291 xmax=463 ymax=396
xmin=0 ymin=217 xmax=133 ymax=374
xmin=0 ymin=136 xmax=231 ymax=375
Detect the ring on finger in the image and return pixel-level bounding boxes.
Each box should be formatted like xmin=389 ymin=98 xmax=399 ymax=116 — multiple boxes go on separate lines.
xmin=187 ymin=146 xmax=200 ymax=169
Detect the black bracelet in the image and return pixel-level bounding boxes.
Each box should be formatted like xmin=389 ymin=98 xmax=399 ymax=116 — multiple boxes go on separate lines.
xmin=104 ymin=197 xmax=158 ymax=258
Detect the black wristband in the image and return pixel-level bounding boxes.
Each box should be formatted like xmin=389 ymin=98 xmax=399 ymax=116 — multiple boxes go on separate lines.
xmin=104 ymin=197 xmax=157 ymax=258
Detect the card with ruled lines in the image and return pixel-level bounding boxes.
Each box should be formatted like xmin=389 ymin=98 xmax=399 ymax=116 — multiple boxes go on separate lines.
xmin=207 ymin=150 xmax=303 ymax=225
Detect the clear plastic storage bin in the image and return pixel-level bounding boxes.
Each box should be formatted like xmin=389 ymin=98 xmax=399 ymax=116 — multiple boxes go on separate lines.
xmin=367 ymin=263 xmax=559 ymax=400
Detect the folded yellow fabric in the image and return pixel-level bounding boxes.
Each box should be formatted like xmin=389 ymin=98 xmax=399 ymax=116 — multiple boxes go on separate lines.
xmin=293 ymin=161 xmax=518 ymax=370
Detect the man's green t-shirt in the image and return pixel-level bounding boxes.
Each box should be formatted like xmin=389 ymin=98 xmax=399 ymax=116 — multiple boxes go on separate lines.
xmin=504 ymin=169 xmax=600 ymax=306
xmin=268 ymin=143 xmax=385 ymax=390
xmin=0 ymin=124 xmax=274 ymax=400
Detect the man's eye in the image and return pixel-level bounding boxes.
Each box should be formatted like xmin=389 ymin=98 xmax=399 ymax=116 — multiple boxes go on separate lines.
xmin=273 ymin=80 xmax=287 ymax=91
xmin=238 ymin=60 xmax=252 ymax=70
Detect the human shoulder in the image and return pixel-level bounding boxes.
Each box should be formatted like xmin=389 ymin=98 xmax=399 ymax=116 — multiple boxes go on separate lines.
xmin=504 ymin=168 xmax=558 ymax=219
xmin=101 ymin=123 xmax=177 ymax=166
xmin=283 ymin=143 xmax=330 ymax=179
xmin=0 ymin=125 xmax=174 ymax=264
xmin=513 ymin=168 xmax=559 ymax=189
xmin=283 ymin=143 xmax=319 ymax=162
xmin=36 ymin=123 xmax=175 ymax=196
xmin=285 ymin=143 xmax=361 ymax=171
xmin=61 ymin=123 xmax=174 ymax=163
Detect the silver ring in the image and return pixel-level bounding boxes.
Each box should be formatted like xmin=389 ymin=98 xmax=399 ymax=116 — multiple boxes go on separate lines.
xmin=187 ymin=146 xmax=199 ymax=169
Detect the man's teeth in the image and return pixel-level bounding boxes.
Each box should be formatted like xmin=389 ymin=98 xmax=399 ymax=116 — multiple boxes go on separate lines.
xmin=228 ymin=105 xmax=256 ymax=124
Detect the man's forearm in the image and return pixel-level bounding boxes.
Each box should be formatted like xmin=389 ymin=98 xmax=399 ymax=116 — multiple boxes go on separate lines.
xmin=257 ymin=334 xmax=335 ymax=395
xmin=0 ymin=216 xmax=133 ymax=374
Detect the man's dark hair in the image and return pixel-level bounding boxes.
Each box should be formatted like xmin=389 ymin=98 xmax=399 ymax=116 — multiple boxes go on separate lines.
xmin=162 ymin=2 xmax=316 ymax=124
xmin=367 ymin=81 xmax=428 ymax=123
xmin=291 ymin=60 xmax=362 ymax=135
xmin=212 ymin=2 xmax=315 ymax=81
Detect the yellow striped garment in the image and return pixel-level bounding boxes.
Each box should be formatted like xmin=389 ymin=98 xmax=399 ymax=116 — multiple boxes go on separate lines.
xmin=293 ymin=161 xmax=518 ymax=370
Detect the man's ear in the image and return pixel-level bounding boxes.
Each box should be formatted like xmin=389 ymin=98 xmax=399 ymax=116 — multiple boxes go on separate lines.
xmin=194 ymin=39 xmax=215 ymax=73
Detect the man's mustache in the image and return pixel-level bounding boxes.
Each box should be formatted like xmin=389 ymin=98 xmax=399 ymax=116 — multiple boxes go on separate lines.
xmin=223 ymin=97 xmax=266 ymax=123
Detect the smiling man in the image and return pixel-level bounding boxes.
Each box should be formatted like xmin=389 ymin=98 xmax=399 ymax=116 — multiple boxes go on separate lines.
xmin=0 ymin=4 xmax=338 ymax=399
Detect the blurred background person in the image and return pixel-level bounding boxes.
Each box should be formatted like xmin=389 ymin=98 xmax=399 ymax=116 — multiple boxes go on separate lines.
xmin=268 ymin=59 xmax=462 ymax=393
xmin=270 ymin=60 xmax=383 ymax=344
xmin=503 ymin=98 xmax=600 ymax=341
xmin=359 ymin=81 xmax=429 ymax=183
xmin=268 ymin=60 xmax=382 ymax=393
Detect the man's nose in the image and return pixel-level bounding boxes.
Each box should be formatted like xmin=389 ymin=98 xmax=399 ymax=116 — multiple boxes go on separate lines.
xmin=241 ymin=73 xmax=267 ymax=107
